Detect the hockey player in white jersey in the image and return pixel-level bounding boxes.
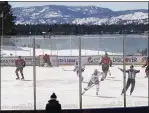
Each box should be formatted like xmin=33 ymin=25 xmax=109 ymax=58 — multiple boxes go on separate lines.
xmin=73 ymin=61 xmax=85 ymax=81
xmin=82 ymin=69 xmax=105 ymax=95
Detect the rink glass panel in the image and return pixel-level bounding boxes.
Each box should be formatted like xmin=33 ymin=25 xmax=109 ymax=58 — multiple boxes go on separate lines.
xmin=1 ymin=37 xmax=34 ymax=110
xmin=124 ymin=35 xmax=148 ymax=107
xmin=35 ymin=36 xmax=79 ymax=109
xmin=81 ymin=36 xmax=124 ymax=109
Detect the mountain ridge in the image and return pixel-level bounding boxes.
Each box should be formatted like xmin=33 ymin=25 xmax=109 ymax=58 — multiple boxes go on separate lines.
xmin=12 ymin=5 xmax=148 ymax=25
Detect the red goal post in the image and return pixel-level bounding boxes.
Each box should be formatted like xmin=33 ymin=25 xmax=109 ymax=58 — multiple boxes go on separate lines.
xmin=38 ymin=55 xmax=58 ymax=67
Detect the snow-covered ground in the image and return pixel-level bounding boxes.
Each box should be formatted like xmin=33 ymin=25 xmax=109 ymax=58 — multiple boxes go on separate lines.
xmin=1 ymin=65 xmax=148 ymax=110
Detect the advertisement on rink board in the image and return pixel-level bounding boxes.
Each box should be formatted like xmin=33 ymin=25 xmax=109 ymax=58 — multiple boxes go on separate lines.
xmin=85 ymin=55 xmax=147 ymax=65
xmin=55 ymin=56 xmax=101 ymax=65
xmin=86 ymin=56 xmax=102 ymax=65
xmin=0 ymin=56 xmax=39 ymax=66
xmin=0 ymin=55 xmax=147 ymax=66
xmin=111 ymin=56 xmax=137 ymax=64
xmin=111 ymin=56 xmax=147 ymax=65
xmin=57 ymin=56 xmax=77 ymax=65
xmin=56 ymin=56 xmax=86 ymax=65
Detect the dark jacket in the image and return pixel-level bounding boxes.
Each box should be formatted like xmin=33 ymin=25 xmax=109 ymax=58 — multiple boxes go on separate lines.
xmin=46 ymin=99 xmax=61 ymax=113
xmin=119 ymin=68 xmax=140 ymax=79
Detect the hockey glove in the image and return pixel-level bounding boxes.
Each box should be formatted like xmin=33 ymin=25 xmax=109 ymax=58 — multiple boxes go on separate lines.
xmin=101 ymin=77 xmax=105 ymax=81
xmin=99 ymin=62 xmax=102 ymax=65
xmin=23 ymin=63 xmax=26 ymax=67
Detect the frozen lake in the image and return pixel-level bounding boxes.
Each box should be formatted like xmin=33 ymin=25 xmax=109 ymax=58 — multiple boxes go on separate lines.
xmin=1 ymin=34 xmax=148 ymax=56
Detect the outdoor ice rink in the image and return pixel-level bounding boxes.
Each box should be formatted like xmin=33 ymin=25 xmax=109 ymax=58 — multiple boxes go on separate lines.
xmin=1 ymin=65 xmax=148 ymax=110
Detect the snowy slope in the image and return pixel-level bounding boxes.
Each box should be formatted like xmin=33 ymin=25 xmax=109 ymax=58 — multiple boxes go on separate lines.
xmin=12 ymin=5 xmax=148 ymax=25
xmin=72 ymin=12 xmax=148 ymax=25
xmin=1 ymin=47 xmax=121 ymax=57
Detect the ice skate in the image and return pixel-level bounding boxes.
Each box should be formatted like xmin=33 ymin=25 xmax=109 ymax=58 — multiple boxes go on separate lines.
xmin=82 ymin=90 xmax=86 ymax=95
xmin=84 ymin=88 xmax=88 ymax=91
xmin=21 ymin=77 xmax=24 ymax=80
xmin=121 ymin=92 xmax=123 ymax=95
xmin=81 ymin=77 xmax=84 ymax=82
xmin=130 ymin=92 xmax=132 ymax=96
xmin=16 ymin=77 xmax=20 ymax=80
xmin=96 ymin=92 xmax=98 ymax=95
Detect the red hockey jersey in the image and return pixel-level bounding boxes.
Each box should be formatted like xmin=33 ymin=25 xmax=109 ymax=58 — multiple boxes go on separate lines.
xmin=100 ymin=56 xmax=112 ymax=65
xmin=43 ymin=54 xmax=50 ymax=61
xmin=15 ymin=59 xmax=25 ymax=68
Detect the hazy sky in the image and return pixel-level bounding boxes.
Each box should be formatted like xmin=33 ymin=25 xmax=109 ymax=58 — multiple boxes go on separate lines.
xmin=9 ymin=2 xmax=148 ymax=11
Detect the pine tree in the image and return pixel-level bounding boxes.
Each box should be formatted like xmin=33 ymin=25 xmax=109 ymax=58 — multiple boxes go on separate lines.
xmin=0 ymin=1 xmax=16 ymax=36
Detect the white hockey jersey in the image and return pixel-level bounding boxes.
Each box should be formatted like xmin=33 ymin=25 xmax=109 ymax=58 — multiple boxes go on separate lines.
xmin=90 ymin=71 xmax=105 ymax=83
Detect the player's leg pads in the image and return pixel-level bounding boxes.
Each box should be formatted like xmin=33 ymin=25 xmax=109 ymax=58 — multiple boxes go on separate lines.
xmin=15 ymin=68 xmax=19 ymax=73
xmin=122 ymin=79 xmax=131 ymax=94
xmin=84 ymin=80 xmax=93 ymax=91
xmin=96 ymin=84 xmax=99 ymax=95
xmin=95 ymin=81 xmax=100 ymax=94
xmin=20 ymin=67 xmax=23 ymax=75
xmin=125 ymin=79 xmax=131 ymax=90
xmin=145 ymin=67 xmax=149 ymax=77
xmin=105 ymin=66 xmax=109 ymax=76
xmin=77 ymin=71 xmax=79 ymax=75
xmin=106 ymin=66 xmax=109 ymax=71
xmin=15 ymin=68 xmax=19 ymax=75
xmin=102 ymin=65 xmax=109 ymax=77
xmin=81 ymin=69 xmax=84 ymax=72
xmin=130 ymin=79 xmax=135 ymax=94
xmin=15 ymin=68 xmax=20 ymax=79
xmin=88 ymin=80 xmax=93 ymax=87
xmin=102 ymin=66 xmax=105 ymax=72
xmin=20 ymin=68 xmax=24 ymax=79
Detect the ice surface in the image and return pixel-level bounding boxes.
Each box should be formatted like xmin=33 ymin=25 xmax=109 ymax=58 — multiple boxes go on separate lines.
xmin=1 ymin=65 xmax=148 ymax=110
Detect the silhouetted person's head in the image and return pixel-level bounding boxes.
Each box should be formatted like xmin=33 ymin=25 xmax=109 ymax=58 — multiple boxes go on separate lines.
xmin=50 ymin=93 xmax=57 ymax=100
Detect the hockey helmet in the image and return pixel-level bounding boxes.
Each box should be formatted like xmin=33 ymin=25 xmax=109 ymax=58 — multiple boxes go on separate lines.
xmin=94 ymin=69 xmax=98 ymax=74
xmin=105 ymin=52 xmax=108 ymax=56
xmin=75 ymin=61 xmax=78 ymax=65
xmin=130 ymin=65 xmax=134 ymax=69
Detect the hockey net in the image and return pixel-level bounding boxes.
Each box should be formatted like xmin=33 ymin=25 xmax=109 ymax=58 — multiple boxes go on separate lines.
xmin=38 ymin=55 xmax=58 ymax=67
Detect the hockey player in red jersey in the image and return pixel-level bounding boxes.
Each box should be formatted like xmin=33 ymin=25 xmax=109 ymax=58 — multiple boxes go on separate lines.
xmin=15 ymin=56 xmax=26 ymax=80
xmin=43 ymin=54 xmax=52 ymax=67
xmin=142 ymin=56 xmax=149 ymax=78
xmin=99 ymin=52 xmax=112 ymax=79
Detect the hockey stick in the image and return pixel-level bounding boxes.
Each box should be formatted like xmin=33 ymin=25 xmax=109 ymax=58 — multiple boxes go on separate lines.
xmin=109 ymin=69 xmax=111 ymax=76
xmin=62 ymin=68 xmax=74 ymax=71
xmin=82 ymin=84 xmax=95 ymax=95
xmin=118 ymin=67 xmax=121 ymax=70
